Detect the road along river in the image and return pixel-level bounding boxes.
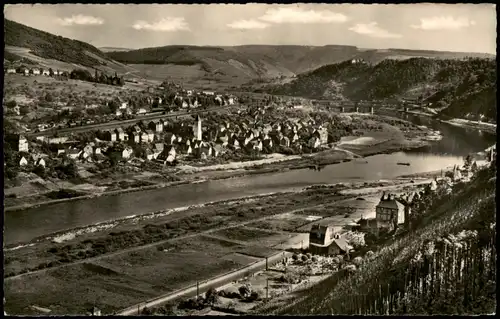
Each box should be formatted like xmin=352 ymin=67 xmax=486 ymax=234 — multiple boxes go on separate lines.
xmin=4 ymin=113 xmax=496 ymax=245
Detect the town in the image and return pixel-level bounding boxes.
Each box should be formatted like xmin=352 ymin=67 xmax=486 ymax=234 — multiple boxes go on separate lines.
xmin=3 ymin=3 xmax=496 ymax=317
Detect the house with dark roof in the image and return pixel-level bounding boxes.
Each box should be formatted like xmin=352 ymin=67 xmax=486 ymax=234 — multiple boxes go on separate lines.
xmin=148 ymin=119 xmax=163 ymax=133
xmin=376 ymin=192 xmax=406 ymax=231
xmin=128 ymin=131 xmax=140 ymax=143
xmin=115 ymin=128 xmax=126 ymax=141
xmin=309 ymin=224 xmax=351 ymax=256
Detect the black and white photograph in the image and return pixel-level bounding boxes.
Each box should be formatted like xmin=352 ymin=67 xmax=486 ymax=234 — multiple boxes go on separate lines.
xmin=3 ymin=3 xmax=496 ymax=316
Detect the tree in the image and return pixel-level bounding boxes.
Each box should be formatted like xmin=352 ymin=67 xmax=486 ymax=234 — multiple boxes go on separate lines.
xmin=20 ymin=105 xmax=30 ymax=116
xmin=5 ymin=166 xmax=19 ymax=179
xmin=463 ymin=154 xmax=473 ymax=170
xmin=44 ymin=92 xmax=53 ymax=102
xmin=238 ymin=285 xmax=252 ymax=298
xmin=471 ymin=161 xmax=478 ymax=174
xmin=108 ymin=152 xmax=121 ymax=167
xmin=204 ymin=287 xmax=220 ymax=306
xmin=108 ymin=100 xmax=120 ymax=113
xmin=5 ymin=100 xmax=17 ymax=108
xmin=33 ymin=165 xmax=46 ymax=178
xmin=49 ymin=68 xmax=54 ymax=76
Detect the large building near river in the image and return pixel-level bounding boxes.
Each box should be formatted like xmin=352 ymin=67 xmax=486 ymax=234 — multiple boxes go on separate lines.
xmin=375 ymin=192 xmax=406 ymax=231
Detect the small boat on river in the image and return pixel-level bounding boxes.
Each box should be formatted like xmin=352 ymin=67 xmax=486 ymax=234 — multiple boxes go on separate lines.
xmin=397 ymin=162 xmax=411 ymax=166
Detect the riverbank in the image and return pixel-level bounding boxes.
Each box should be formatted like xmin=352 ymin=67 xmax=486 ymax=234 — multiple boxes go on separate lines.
xmin=4 ymin=179 xmax=427 ymax=315
xmin=4 ymin=129 xmax=431 ymax=213
xmin=439 ymin=118 xmax=497 ymax=134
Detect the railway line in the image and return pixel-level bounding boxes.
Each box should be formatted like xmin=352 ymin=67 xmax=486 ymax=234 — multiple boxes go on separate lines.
xmin=26 ymin=105 xmax=239 ymax=138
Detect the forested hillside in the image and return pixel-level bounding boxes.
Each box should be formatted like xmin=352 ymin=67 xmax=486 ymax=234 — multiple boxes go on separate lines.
xmin=265 ymin=58 xmax=496 ymax=123
xmin=4 ymin=19 xmax=112 ymax=68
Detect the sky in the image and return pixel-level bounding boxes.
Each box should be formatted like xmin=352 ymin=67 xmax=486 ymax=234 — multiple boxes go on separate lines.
xmin=4 ymin=3 xmax=497 ymax=54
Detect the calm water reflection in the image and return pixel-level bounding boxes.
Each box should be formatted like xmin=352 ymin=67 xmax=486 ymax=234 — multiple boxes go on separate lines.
xmin=4 ymin=114 xmax=496 ymax=245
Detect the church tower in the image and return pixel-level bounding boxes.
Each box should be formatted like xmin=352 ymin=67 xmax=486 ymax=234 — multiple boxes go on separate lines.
xmin=193 ymin=115 xmax=202 ymax=141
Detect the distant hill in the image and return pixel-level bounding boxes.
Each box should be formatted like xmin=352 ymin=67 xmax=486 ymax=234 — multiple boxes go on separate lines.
xmin=4 ymin=19 xmax=112 ymax=67
xmin=264 ymin=57 xmax=496 ymax=123
xmin=106 ymin=44 xmax=495 ymax=81
xmin=3 ymin=19 xmax=137 ymax=76
xmin=105 ymin=45 xmax=296 ymax=81
xmin=99 ymin=47 xmax=133 ymax=53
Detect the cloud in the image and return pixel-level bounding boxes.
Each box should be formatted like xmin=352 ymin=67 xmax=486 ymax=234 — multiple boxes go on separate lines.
xmin=259 ymin=7 xmax=348 ymax=24
xmin=227 ymin=19 xmax=270 ymax=30
xmin=56 ymin=14 xmax=104 ymax=26
xmin=349 ymin=22 xmax=402 ymax=39
xmin=132 ymin=17 xmax=189 ymax=32
xmin=411 ymin=16 xmax=476 ymax=31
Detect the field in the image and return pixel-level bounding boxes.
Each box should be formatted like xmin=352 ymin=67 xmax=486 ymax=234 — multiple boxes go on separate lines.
xmin=4 ymin=190 xmax=348 ymax=278
xmin=127 ymin=63 xmax=250 ymax=91
xmin=213 ymin=227 xmax=283 ymax=243
xmin=246 ymin=213 xmax=314 ymax=232
xmin=4 ymin=235 xmax=252 ymax=315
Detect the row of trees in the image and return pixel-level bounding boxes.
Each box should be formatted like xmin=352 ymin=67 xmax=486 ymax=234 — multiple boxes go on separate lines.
xmin=70 ymin=69 xmax=124 ymax=86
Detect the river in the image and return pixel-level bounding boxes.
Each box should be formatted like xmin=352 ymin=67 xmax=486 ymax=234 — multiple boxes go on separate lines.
xmin=4 ymin=113 xmax=496 ymax=245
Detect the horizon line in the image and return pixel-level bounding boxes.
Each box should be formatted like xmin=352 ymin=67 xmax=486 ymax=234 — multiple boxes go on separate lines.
xmin=97 ymin=44 xmax=496 ymax=56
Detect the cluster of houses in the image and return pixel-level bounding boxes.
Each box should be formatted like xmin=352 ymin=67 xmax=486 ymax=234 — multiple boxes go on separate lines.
xmin=11 ymin=105 xmax=333 ymax=170
xmin=9 ymin=134 xmax=48 ymax=168
xmin=4 ymin=66 xmax=68 ymax=77
xmin=84 ymin=108 xmax=331 ymax=163
xmin=146 ymin=90 xmax=237 ymax=110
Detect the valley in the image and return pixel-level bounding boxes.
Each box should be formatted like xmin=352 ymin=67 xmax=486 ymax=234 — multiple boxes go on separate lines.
xmin=3 ymin=5 xmax=496 ymax=316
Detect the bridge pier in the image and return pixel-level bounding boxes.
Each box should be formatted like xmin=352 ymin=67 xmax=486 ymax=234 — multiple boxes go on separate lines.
xmin=355 ymin=107 xmax=359 ymax=113
xmin=370 ymin=106 xmax=374 ymax=115
xmin=340 ymin=107 xmax=344 ymax=113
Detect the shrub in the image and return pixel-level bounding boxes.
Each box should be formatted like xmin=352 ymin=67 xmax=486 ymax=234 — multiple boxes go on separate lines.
xmin=306 ymin=253 xmax=312 ymax=259
xmin=247 ymin=291 xmax=260 ymax=301
xmin=205 ymin=287 xmax=221 ymax=306
xmin=301 ymin=255 xmax=309 ymax=262
xmin=344 ymin=264 xmax=357 ymax=273
xmin=178 ymin=298 xmax=204 ymax=310
xmin=352 ymin=256 xmax=363 ymax=266
xmin=280 ymin=272 xmax=301 ymax=284
xmin=311 ymin=256 xmax=318 ymax=262
xmin=47 ymin=246 xmax=59 ymax=254
xmin=292 ymin=253 xmax=299 ymax=261
xmin=5 ymin=100 xmax=17 ymax=108
xmin=239 ymin=285 xmax=252 ymax=298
